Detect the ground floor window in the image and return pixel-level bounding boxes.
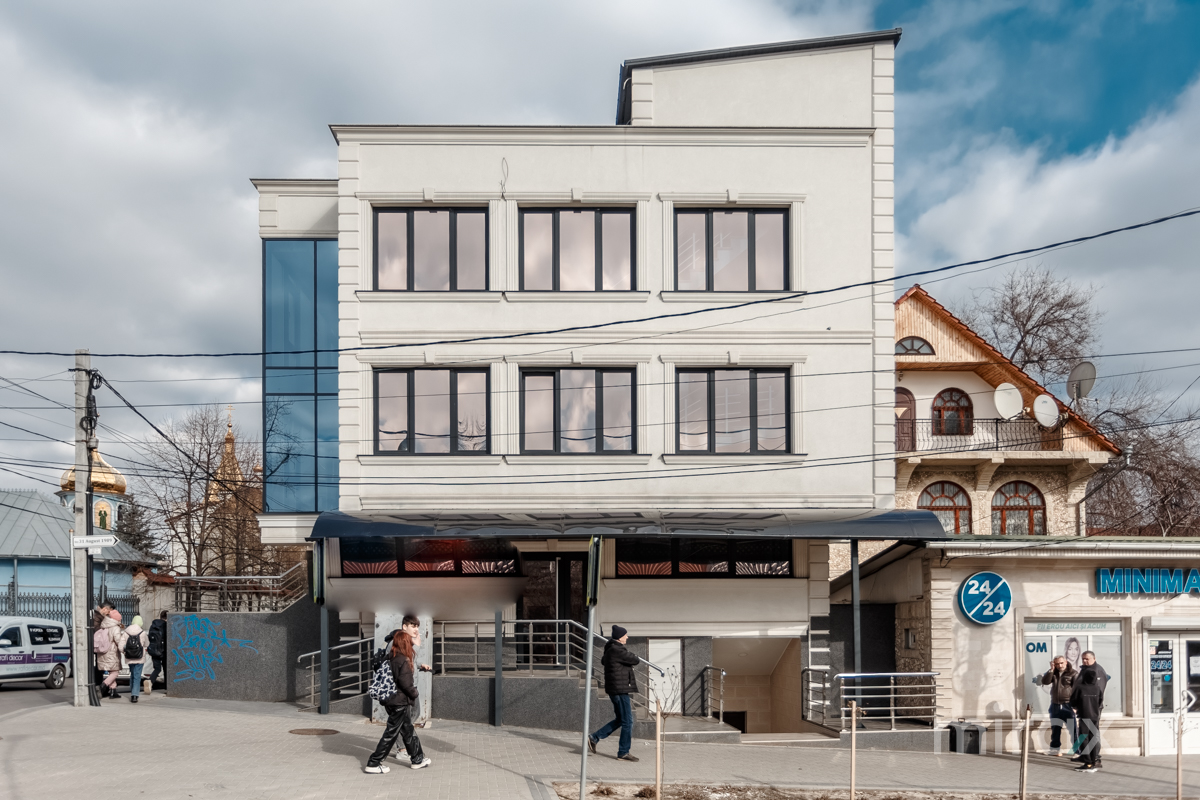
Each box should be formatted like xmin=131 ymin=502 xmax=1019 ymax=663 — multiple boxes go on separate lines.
xmin=1023 ymin=620 xmax=1123 ymax=715
xmin=615 ymin=538 xmax=792 ymax=577
xmin=339 ymin=537 xmax=518 ymax=577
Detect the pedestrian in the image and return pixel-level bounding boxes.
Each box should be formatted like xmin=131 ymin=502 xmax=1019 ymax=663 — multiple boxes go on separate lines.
xmin=587 ymin=625 xmax=641 ymax=762
xmin=364 ymin=628 xmax=431 ymax=774
xmin=1070 ymin=660 xmax=1105 ymax=772
xmin=1081 ymin=650 xmax=1110 ymax=689
xmin=92 ymin=602 xmax=114 ymax=695
xmin=96 ymin=609 xmax=123 ymax=699
xmin=389 ymin=615 xmax=433 ymax=765
xmin=118 ymin=615 xmax=150 ymax=704
xmin=147 ymin=611 xmax=168 ymax=688
xmin=1039 ymin=655 xmax=1076 ymax=755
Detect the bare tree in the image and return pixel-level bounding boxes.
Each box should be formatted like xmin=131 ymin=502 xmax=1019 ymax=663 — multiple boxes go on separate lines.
xmin=957 ymin=263 xmax=1102 ymax=388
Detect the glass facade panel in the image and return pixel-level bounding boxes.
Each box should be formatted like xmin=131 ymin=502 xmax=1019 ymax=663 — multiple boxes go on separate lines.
xmin=602 ymin=372 xmax=633 ymax=451
xmin=678 ymin=371 xmax=709 ymax=452
xmin=376 ymin=212 xmax=408 ymax=290
xmin=715 ymin=370 xmax=751 ymax=453
xmin=712 ymin=212 xmax=749 ymax=291
xmin=522 ymin=212 xmax=554 ymax=290
xmin=413 ymin=370 xmax=451 ymax=453
xmin=602 ymin=213 xmax=632 ymax=291
xmin=676 ymin=213 xmax=706 ymax=291
xmin=523 ymin=374 xmax=554 ymax=451
xmin=265 ymin=368 xmax=313 ymax=395
xmin=456 ymin=371 xmax=488 ymax=452
xmin=456 ymin=212 xmax=487 ymax=290
xmin=559 ymin=211 xmax=595 ymax=291
xmin=264 ymin=240 xmax=315 ymax=367
xmin=559 ymin=369 xmax=597 ymax=453
xmin=754 ymin=213 xmax=785 ymax=291
xmin=412 ymin=210 xmax=451 ymax=291
xmin=756 ymin=372 xmax=787 ymax=451
xmin=377 ymin=372 xmax=409 ymax=452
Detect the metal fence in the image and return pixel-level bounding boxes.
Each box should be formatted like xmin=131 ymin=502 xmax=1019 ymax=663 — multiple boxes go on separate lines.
xmin=835 ymin=672 xmax=941 ymax=730
xmin=297 ymin=636 xmax=373 ymax=711
xmin=172 ymin=562 xmax=307 ymax=613
xmin=0 ymin=591 xmax=139 ymax=626
xmin=898 ymin=418 xmax=1060 ymax=453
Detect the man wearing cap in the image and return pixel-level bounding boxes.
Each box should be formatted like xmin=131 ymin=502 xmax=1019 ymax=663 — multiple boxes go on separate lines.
xmin=587 ymin=625 xmax=641 ymax=761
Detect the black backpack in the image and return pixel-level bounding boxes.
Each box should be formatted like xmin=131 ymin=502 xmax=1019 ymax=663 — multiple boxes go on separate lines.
xmin=147 ymin=624 xmax=165 ymax=657
xmin=370 ymin=646 xmax=389 ymax=673
xmin=123 ymin=631 xmax=144 ymax=660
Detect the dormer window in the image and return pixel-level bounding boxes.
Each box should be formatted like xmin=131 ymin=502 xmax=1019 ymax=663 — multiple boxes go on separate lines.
xmin=896 ymin=337 xmax=934 ymax=355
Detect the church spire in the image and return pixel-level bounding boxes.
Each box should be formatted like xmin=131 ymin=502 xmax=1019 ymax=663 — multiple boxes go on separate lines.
xmin=207 ymin=406 xmax=246 ymax=503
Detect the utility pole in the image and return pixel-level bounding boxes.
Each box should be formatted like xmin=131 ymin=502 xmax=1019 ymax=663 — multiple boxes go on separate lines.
xmin=70 ymin=351 xmax=96 ymax=707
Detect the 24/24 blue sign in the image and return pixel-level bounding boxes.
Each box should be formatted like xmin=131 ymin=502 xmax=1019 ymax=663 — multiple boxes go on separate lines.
xmin=959 ymin=571 xmax=1012 ymax=625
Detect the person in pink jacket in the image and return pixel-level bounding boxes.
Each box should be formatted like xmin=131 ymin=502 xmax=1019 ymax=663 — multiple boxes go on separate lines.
xmin=118 ymin=615 xmax=151 ymax=704
xmin=96 ymin=611 xmax=123 ymax=698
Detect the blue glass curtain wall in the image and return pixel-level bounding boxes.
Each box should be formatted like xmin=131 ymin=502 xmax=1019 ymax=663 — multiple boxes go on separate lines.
xmin=263 ymin=239 xmax=339 ymax=513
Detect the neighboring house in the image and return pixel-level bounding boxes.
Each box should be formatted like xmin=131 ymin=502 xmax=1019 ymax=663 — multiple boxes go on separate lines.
xmin=255 ymin=30 xmax=947 ymax=734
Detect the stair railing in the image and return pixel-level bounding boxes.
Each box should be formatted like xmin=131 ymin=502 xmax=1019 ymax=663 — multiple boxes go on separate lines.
xmin=703 ymin=665 xmax=726 ymax=723
xmin=296 ymin=636 xmax=373 ymax=710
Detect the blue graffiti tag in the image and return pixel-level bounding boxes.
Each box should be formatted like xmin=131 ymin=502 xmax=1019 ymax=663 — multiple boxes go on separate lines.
xmin=169 ymin=614 xmax=258 ymax=682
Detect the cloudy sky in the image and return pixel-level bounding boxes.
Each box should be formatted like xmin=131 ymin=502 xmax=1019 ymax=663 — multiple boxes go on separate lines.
xmin=1 ymin=0 xmax=1198 ymax=491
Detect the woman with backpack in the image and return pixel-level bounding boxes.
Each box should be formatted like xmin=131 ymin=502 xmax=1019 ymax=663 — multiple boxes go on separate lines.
xmin=95 ymin=609 xmax=123 ymax=698
xmin=364 ymin=629 xmax=430 ymax=774
xmin=118 ymin=615 xmax=150 ymax=703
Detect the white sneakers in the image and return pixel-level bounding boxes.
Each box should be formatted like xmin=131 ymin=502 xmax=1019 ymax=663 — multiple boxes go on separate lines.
xmin=393 ymin=751 xmax=410 ymax=763
xmin=410 ymin=758 xmax=432 ymax=770
xmin=367 ymin=757 xmax=431 ymax=773
xmin=363 ymin=764 xmax=390 ymax=774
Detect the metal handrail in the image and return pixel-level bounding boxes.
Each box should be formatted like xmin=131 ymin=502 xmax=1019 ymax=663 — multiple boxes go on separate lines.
xmin=297 ymin=636 xmax=374 ymax=710
xmin=703 ymin=665 xmax=726 ymax=723
xmin=172 ymin=562 xmax=307 ymax=613
xmin=802 ymin=667 xmax=830 ymax=727
xmin=835 ymin=672 xmax=941 ymax=731
xmin=898 ymin=418 xmax=1060 ymax=453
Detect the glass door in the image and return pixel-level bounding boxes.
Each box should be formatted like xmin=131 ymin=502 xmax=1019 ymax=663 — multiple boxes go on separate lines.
xmin=1146 ymin=635 xmax=1200 ymax=754
xmin=1182 ymin=639 xmax=1200 ymax=753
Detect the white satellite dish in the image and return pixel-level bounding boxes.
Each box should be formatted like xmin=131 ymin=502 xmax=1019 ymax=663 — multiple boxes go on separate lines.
xmin=1032 ymin=394 xmax=1060 ymax=428
xmin=993 ymin=383 xmax=1023 ymax=420
xmin=1067 ymin=361 xmax=1097 ymax=401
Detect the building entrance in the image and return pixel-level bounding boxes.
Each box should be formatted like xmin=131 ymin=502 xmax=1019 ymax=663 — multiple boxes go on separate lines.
xmin=1146 ymin=634 xmax=1200 ymax=754
xmin=518 ymin=554 xmax=587 ymax=669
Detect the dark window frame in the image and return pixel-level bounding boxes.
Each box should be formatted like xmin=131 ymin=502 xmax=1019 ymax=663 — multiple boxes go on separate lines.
xmin=673 ymin=208 xmax=789 ymax=292
xmin=518 ymin=207 xmax=637 ymax=291
xmin=372 ymin=207 xmax=490 ymax=292
xmin=373 ymin=368 xmax=492 ymax=455
xmin=519 ymin=368 xmax=637 ymax=455
xmin=918 ymin=480 xmax=972 ymax=535
xmin=614 ymin=538 xmax=794 ymax=579
xmin=931 ymin=388 xmax=974 ymax=436
xmin=992 ymin=480 xmax=1047 ymax=536
xmin=675 ymin=369 xmax=792 ymax=455
xmin=338 ymin=537 xmax=522 ymax=578
xmin=896 ymin=336 xmax=935 ymax=355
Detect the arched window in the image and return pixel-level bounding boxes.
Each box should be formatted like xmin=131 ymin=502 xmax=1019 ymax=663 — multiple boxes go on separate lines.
xmin=919 ymin=482 xmax=972 ymax=535
xmin=896 ymin=337 xmax=934 ymax=355
xmin=932 ymin=388 xmax=973 ymax=435
xmin=992 ymin=481 xmax=1046 ymax=536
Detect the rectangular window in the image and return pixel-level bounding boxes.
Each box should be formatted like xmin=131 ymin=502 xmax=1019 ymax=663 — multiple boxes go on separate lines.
xmin=521 ymin=369 xmax=635 ymax=454
xmin=374 ymin=208 xmax=488 ymax=291
xmin=674 ymin=209 xmax=788 ymax=291
xmin=519 ymin=209 xmax=635 ymax=291
xmin=339 ymin=537 xmax=518 ymax=578
xmin=616 ymin=538 xmax=792 ymax=578
xmin=375 ymin=369 xmax=489 ymax=454
xmin=1022 ymin=620 xmax=1123 ymax=717
xmin=676 ymin=370 xmax=790 ymax=454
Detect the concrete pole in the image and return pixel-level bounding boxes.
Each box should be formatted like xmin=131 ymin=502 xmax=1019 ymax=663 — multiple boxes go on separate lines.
xmin=70 ymin=351 xmax=92 ymax=708
xmin=318 ymin=603 xmax=329 ymax=714
xmin=494 ymin=609 xmax=503 ymax=727
xmin=579 ymin=602 xmax=597 ymax=800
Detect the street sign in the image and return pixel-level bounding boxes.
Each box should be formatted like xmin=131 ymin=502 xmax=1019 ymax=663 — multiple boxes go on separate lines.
xmin=72 ymin=535 xmax=117 ymax=549
xmin=958 ymin=571 xmax=1012 ymax=625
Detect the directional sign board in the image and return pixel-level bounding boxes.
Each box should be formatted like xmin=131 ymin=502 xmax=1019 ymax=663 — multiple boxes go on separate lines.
xmin=73 ymin=535 xmax=117 ymax=549
xmin=958 ymin=571 xmax=1012 ymax=625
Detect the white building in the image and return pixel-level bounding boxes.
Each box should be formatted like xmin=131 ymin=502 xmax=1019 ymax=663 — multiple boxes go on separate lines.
xmin=255 ymin=30 xmax=942 ymax=734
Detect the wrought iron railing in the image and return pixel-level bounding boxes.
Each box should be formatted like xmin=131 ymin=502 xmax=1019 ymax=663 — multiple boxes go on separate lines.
xmin=0 ymin=591 xmax=139 ymax=626
xmin=897 ymin=418 xmax=1060 ymax=453
xmin=172 ymin=562 xmax=307 ymax=613
xmin=296 ymin=636 xmax=373 ymax=711
xmin=835 ymin=672 xmax=941 ymax=730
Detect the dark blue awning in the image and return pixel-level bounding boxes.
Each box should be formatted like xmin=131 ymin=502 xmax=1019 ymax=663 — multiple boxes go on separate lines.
xmin=308 ymin=509 xmax=947 ymax=541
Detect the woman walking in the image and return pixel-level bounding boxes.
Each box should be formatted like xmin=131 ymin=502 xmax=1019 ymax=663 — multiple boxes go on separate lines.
xmin=96 ymin=609 xmax=123 ymax=699
xmin=118 ymin=616 xmax=150 ymax=703
xmin=364 ymin=628 xmax=431 ymax=774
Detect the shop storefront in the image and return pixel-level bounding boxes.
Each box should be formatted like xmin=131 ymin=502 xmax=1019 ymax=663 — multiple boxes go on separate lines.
xmin=830 ymin=537 xmax=1200 ymax=756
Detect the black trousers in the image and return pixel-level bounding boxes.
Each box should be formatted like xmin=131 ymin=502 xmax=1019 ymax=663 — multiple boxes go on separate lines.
xmin=1077 ymin=715 xmax=1102 ymax=764
xmin=368 ymin=705 xmax=425 ymax=767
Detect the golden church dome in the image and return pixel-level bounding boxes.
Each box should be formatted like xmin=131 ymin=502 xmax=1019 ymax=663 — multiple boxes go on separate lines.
xmin=60 ymin=449 xmax=127 ymax=495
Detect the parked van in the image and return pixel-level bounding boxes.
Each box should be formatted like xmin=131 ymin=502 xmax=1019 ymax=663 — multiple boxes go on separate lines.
xmin=0 ymin=616 xmax=72 ymax=689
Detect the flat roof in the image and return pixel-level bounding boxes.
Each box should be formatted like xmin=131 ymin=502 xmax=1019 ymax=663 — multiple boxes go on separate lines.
xmin=615 ymin=28 xmax=903 ymax=124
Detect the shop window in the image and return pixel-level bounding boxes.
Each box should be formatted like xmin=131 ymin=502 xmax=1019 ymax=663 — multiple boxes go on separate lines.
xmin=521 ymin=369 xmax=634 ymax=454
xmin=519 ymin=209 xmax=634 ymax=291
xmin=677 ymin=370 xmax=789 ymax=454
xmin=675 ymin=209 xmax=787 ymax=291
xmin=1023 ymin=620 xmax=1123 ymax=717
xmin=375 ymin=208 xmax=488 ymax=291
xmin=931 ymin=388 xmax=973 ymax=435
xmin=339 ymin=538 xmax=518 ymax=578
xmin=375 ymin=369 xmax=489 ymax=454
xmin=895 ymin=337 xmax=934 ymax=355
xmin=918 ymin=481 xmax=972 ymax=535
xmin=992 ymin=481 xmax=1046 ymax=535
xmin=615 ymin=538 xmax=792 ymax=578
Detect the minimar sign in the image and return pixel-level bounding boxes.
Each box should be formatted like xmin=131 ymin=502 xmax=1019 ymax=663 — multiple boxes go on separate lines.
xmin=1096 ymin=568 xmax=1200 ymax=595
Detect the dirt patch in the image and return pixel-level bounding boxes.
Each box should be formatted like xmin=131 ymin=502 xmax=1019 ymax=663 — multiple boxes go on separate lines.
xmin=553 ymin=786 xmax=1148 ymax=800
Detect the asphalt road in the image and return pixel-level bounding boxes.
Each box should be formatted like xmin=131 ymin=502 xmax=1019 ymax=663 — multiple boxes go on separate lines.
xmin=0 ymin=680 xmax=70 ymax=718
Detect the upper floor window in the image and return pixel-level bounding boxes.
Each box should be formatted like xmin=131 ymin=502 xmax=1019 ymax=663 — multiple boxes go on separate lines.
xmin=615 ymin=538 xmax=792 ymax=578
xmin=919 ymin=481 xmax=972 ymax=535
xmin=896 ymin=337 xmax=934 ymax=355
xmin=992 ymin=481 xmax=1046 ymax=535
xmin=932 ymin=388 xmax=974 ymax=436
xmin=677 ymin=369 xmax=789 ymax=454
xmin=675 ymin=209 xmax=787 ymax=291
xmin=375 ymin=208 xmax=488 ymax=291
xmin=521 ymin=368 xmax=634 ymax=454
xmin=520 ymin=208 xmax=634 ymax=291
xmin=375 ymin=369 xmax=489 ymax=454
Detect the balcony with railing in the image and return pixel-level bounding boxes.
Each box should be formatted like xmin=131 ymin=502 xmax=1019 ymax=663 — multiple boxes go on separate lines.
xmin=897 ymin=418 xmax=1060 ymax=454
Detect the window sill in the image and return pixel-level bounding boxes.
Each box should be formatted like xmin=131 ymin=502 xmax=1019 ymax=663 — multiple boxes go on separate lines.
xmin=661 ymin=453 xmax=806 ymax=464
xmin=504 ymin=292 xmax=651 ymax=303
xmin=660 ymin=291 xmax=805 ymax=303
xmin=359 ymin=454 xmax=505 ymax=465
xmin=355 ymin=291 xmax=503 ymax=302
xmin=505 ymin=454 xmax=652 ymax=465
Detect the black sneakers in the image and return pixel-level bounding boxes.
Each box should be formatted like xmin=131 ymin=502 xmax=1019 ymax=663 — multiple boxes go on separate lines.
xmin=587 ymin=737 xmax=597 ymax=755
xmin=617 ymin=753 xmax=640 ymax=762
xmin=1074 ymin=763 xmax=1098 ymax=773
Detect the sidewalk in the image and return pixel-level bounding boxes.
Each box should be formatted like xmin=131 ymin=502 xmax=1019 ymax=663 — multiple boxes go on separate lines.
xmin=2 ymin=692 xmax=1198 ymax=800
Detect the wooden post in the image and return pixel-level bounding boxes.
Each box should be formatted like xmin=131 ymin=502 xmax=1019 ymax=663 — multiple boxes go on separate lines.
xmin=655 ymin=698 xmax=663 ymax=800
xmin=1019 ymin=704 xmax=1032 ymax=800
xmin=849 ymin=700 xmax=857 ymax=800
xmin=1178 ymin=707 xmax=1184 ymax=800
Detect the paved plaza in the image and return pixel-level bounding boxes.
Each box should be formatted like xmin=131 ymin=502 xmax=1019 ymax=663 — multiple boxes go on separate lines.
xmin=3 ymin=691 xmax=1200 ymax=799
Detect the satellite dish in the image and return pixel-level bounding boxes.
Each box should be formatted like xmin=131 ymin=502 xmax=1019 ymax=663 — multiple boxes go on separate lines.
xmin=1067 ymin=361 xmax=1097 ymax=401
xmin=1032 ymin=394 xmax=1060 ymax=428
xmin=993 ymin=383 xmax=1023 ymax=420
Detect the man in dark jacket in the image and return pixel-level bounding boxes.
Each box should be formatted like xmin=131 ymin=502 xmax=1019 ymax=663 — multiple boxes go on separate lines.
xmin=587 ymin=625 xmax=641 ymax=762
xmin=146 ymin=611 xmax=168 ymax=687
xmin=1040 ymin=656 xmax=1076 ymax=754
xmin=1070 ymin=663 xmax=1105 ymax=772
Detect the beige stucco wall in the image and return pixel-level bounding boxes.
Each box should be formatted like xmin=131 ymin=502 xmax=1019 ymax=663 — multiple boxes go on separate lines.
xmin=898 ymin=465 xmax=1079 ymax=537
